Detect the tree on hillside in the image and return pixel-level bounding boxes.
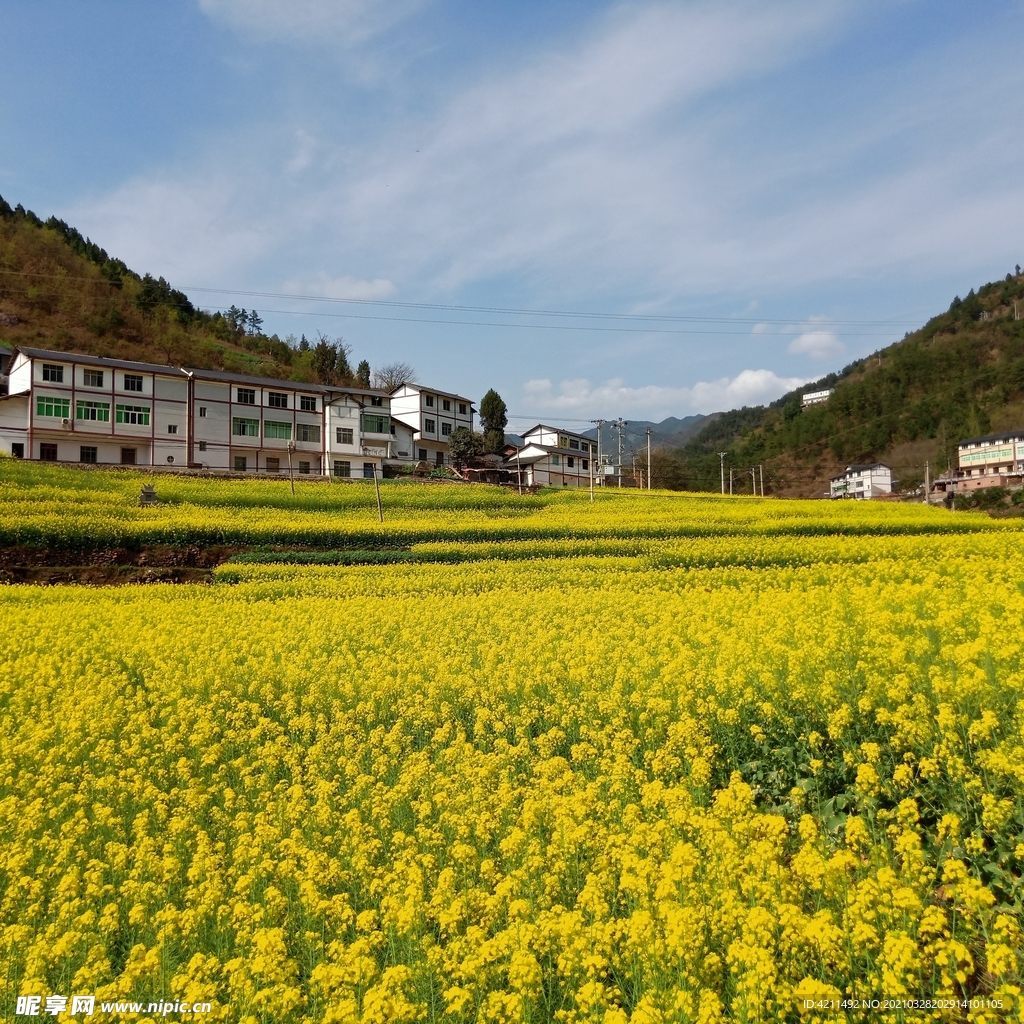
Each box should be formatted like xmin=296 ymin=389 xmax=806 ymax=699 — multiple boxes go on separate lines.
xmin=247 ymin=310 xmax=264 ymax=337
xmin=479 ymin=389 xmax=508 ymax=453
xmin=373 ymin=361 xmax=416 ymax=391
xmin=312 ymin=332 xmax=352 ymax=385
xmin=356 ymin=360 xmax=371 ymax=387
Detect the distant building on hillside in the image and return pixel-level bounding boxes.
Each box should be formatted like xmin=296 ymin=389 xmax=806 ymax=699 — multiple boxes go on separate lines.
xmin=830 ymin=463 xmax=893 ymax=499
xmin=956 ymin=432 xmax=1024 ymax=492
xmin=503 ymin=424 xmax=600 ymax=488
xmin=802 ymin=388 xmax=834 ymax=407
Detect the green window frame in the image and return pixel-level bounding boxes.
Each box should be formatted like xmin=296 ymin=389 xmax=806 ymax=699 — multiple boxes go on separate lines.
xmin=76 ymin=400 xmax=110 ymax=422
xmin=116 ymin=404 xmax=150 ymax=425
xmin=36 ymin=397 xmax=70 ymax=418
xmin=264 ymin=420 xmax=292 ymax=440
xmin=362 ymin=413 xmax=388 ymax=434
xmin=232 ymin=417 xmax=259 ymax=437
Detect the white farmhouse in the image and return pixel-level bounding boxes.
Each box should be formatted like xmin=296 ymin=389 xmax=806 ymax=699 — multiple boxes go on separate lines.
xmin=802 ymin=388 xmax=834 ymax=407
xmin=830 ymin=463 xmax=893 ymax=499
xmin=390 ymin=383 xmax=475 ymax=465
xmin=504 ymin=424 xmax=599 ymax=488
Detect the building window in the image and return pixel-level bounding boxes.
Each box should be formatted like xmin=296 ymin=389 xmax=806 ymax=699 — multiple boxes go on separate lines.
xmin=266 ymin=457 xmax=280 ymax=473
xmin=232 ymin=417 xmax=259 ymax=436
xmin=418 ymin=448 xmax=427 ymax=461
xmin=237 ymin=388 xmax=256 ymax=405
xmin=167 ymin=424 xmax=178 ymax=434
xmin=80 ymin=446 xmax=98 ymax=464
xmin=83 ymin=369 xmax=104 ymax=387
xmin=424 ymin=418 xmax=435 ymax=434
xmin=198 ymin=441 xmax=207 ymax=452
xmin=116 ymin=404 xmax=150 ymax=426
xmin=425 ymin=395 xmax=435 ymax=407
xmin=582 ymin=459 xmax=589 ymax=470
xmin=371 ymin=396 xmax=383 ymax=407
xmin=300 ymin=395 xmax=316 ymax=412
xmin=297 ymin=423 xmax=320 ymax=443
xmin=11 ymin=443 xmax=23 ymax=458
xmin=298 ymin=461 xmax=311 ymax=474
xmin=551 ymin=453 xmax=560 ymax=465
xmin=567 ymin=456 xmax=575 ymax=468
xmin=435 ymin=450 xmax=444 ymax=466
xmin=120 ymin=447 xmax=136 ymax=465
xmin=569 ymin=439 xmax=580 ymax=450
xmin=559 ymin=435 xmax=569 ymax=448
xmin=76 ymin=400 xmax=109 ymax=422
xmin=268 ymin=391 xmax=289 ymax=409
xmin=334 ymin=460 xmax=351 ymax=477
xmin=362 ymin=413 xmax=388 ymax=434
xmin=337 ymin=427 xmax=354 ymax=445
xmin=42 ymin=364 xmax=64 ymax=383
xmin=37 ymin=396 xmax=70 ymax=418
xmin=40 ymin=443 xmax=59 ymax=461
xmin=264 ymin=420 xmax=292 ymax=440
xmin=124 ymin=374 xmax=143 ymax=392
xmin=442 ymin=399 xmax=451 ymax=411
xmin=363 ymin=462 xmax=375 ymax=478
xmin=199 ymin=407 xmax=207 ymax=417
xmin=234 ymin=456 xmax=247 ymax=471
xmin=441 ymin=422 xmax=452 ymax=436
xmin=458 ymin=402 xmax=467 ymax=415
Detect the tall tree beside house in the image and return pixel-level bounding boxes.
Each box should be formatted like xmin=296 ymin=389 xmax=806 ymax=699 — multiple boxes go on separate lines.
xmin=356 ymin=360 xmax=371 ymax=387
xmin=479 ymin=389 xmax=508 ymax=454
xmin=447 ymin=427 xmax=483 ymax=469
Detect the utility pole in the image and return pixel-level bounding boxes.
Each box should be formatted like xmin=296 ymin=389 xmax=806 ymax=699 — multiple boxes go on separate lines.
xmin=759 ymin=464 xmax=764 ymax=497
xmin=749 ymin=467 xmax=756 ymax=494
xmin=372 ymin=462 xmax=384 ymax=522
xmin=718 ymin=452 xmax=727 ymax=494
xmin=516 ymin=446 xmax=523 ymax=495
xmin=589 ymin=444 xmax=594 ymax=502
xmin=591 ymin=419 xmax=605 ymax=488
xmin=612 ymin=418 xmax=627 ymax=489
xmin=729 ymin=467 xmax=734 ymax=495
xmin=924 ymin=460 xmax=929 ymax=504
xmin=646 ymin=427 xmax=652 ymax=491
xmin=287 ymin=440 xmax=296 ymax=496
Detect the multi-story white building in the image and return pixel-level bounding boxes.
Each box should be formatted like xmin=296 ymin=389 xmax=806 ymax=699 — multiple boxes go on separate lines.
xmin=830 ymin=463 xmax=893 ymax=499
xmin=504 ymin=424 xmax=600 ymax=488
xmin=802 ymin=388 xmax=834 ymax=407
xmin=390 ymin=383 xmax=475 ymax=465
xmin=957 ymin=432 xmax=1024 ymax=491
xmin=0 ymin=346 xmax=413 ymax=478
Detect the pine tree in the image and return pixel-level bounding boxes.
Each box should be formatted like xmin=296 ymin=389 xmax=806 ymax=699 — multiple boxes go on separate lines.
xmin=356 ymin=360 xmax=371 ymax=387
xmin=479 ymin=389 xmax=508 ymax=453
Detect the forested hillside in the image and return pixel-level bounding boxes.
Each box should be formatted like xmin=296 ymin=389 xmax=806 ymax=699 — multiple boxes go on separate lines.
xmin=669 ymin=268 xmax=1024 ymax=496
xmin=0 ymin=195 xmax=364 ymax=384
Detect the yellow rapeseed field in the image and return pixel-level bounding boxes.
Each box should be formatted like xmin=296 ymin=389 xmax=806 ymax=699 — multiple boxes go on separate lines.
xmin=1 ymin=463 xmax=1022 ymax=1022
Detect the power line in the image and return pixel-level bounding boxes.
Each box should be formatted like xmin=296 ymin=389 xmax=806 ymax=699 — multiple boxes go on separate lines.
xmin=0 ymin=267 xmax=926 ymax=328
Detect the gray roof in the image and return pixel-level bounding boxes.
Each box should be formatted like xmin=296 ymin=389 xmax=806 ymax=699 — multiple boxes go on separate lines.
xmin=522 ymin=423 xmax=593 ymax=440
xmin=10 ymin=345 xmax=389 ymax=398
xmin=391 ymin=382 xmax=475 ymax=405
xmin=958 ymin=431 xmax=1024 ymax=447
xmin=14 ymin=345 xmax=190 ymax=377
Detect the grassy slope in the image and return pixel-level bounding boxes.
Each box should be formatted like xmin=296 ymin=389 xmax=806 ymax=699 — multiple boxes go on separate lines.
xmin=676 ymin=272 xmax=1024 ymax=496
xmin=0 ymin=195 xmax=327 ymax=381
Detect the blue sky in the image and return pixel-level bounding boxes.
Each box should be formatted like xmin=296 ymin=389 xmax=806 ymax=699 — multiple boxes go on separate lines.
xmin=2 ymin=1 xmax=1023 ymax=426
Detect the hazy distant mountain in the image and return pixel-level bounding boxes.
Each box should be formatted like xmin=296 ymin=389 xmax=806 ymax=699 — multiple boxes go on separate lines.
xmin=582 ymin=414 xmax=714 ymax=453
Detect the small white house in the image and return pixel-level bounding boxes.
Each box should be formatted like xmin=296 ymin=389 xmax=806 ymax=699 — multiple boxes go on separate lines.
xmin=504 ymin=424 xmax=599 ymax=488
xmin=830 ymin=463 xmax=893 ymax=499
xmin=802 ymin=388 xmax=834 ymax=407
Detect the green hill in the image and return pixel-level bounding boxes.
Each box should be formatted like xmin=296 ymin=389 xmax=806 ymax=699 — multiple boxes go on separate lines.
xmin=0 ymin=194 xmax=362 ymax=384
xmin=671 ymin=270 xmax=1024 ymax=496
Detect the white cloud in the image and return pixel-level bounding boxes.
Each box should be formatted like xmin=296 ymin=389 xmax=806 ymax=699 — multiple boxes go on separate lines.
xmin=197 ymin=0 xmax=424 ymax=46
xmin=282 ymin=273 xmax=397 ymax=300
xmin=522 ymin=369 xmax=806 ymax=421
xmin=787 ymin=329 xmax=845 ymax=359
